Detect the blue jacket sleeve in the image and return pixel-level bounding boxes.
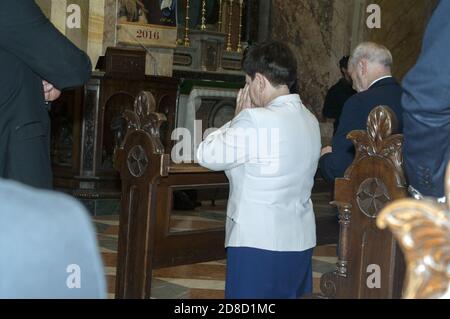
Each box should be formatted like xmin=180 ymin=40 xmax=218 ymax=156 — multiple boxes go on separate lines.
xmin=401 ymin=0 xmax=450 ymax=197
xmin=319 ymin=95 xmax=361 ymax=183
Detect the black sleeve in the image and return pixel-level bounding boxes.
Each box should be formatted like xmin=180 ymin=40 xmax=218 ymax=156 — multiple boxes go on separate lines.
xmin=0 ymin=0 xmax=91 ymax=90
xmin=323 ymin=86 xmax=340 ymax=119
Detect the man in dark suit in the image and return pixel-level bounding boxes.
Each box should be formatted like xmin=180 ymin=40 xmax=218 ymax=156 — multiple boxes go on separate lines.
xmin=402 ymin=0 xmax=450 ymax=200
xmin=0 ymin=0 xmax=91 ymax=189
xmin=320 ymin=42 xmax=404 ymax=185
xmin=323 ymin=56 xmax=357 ymax=135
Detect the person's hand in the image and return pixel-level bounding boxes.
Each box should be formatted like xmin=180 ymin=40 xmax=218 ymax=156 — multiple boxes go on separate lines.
xmin=42 ymin=80 xmax=61 ymax=102
xmin=321 ymin=146 xmax=332 ymax=156
xmin=235 ymin=84 xmax=254 ymax=116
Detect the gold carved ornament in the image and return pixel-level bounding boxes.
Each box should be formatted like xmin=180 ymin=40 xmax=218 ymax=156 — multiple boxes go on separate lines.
xmin=377 ymin=162 xmax=450 ymax=299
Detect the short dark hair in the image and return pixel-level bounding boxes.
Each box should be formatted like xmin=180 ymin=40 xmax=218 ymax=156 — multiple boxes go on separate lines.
xmin=242 ymin=41 xmax=298 ymax=88
xmin=339 ymin=56 xmax=350 ymax=70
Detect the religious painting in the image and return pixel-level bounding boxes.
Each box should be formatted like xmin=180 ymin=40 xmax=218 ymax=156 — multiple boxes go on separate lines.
xmin=116 ymin=0 xmax=178 ymax=48
xmin=117 ymin=0 xmax=177 ymax=26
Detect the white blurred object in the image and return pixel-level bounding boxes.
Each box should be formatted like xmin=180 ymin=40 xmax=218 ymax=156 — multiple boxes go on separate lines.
xmin=160 ymin=0 xmax=173 ymax=11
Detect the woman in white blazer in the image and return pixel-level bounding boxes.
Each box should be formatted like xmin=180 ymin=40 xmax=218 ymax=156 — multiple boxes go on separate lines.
xmin=197 ymin=42 xmax=321 ymax=299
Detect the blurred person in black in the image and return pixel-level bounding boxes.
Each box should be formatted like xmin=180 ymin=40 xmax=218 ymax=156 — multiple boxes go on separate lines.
xmin=322 ymin=56 xmax=356 ymax=134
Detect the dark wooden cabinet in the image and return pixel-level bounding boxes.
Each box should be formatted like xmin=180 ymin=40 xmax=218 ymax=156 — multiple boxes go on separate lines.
xmin=51 ymin=72 xmax=179 ymax=214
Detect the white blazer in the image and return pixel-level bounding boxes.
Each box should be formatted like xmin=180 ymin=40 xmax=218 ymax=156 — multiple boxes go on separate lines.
xmin=197 ymin=94 xmax=321 ymax=252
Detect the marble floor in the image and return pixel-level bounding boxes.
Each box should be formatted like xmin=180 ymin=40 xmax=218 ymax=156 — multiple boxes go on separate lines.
xmin=94 ymin=186 xmax=339 ymax=299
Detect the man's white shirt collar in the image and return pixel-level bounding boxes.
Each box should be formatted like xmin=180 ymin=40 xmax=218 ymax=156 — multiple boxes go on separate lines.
xmin=369 ymin=75 xmax=393 ymax=89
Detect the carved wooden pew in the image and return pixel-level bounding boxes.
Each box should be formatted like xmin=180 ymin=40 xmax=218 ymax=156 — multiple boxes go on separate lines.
xmin=320 ymin=106 xmax=407 ymax=299
xmin=114 ymin=91 xmax=228 ymax=299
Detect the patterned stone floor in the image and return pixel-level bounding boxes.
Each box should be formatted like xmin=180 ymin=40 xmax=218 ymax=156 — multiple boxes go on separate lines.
xmin=94 ymin=186 xmax=338 ymax=299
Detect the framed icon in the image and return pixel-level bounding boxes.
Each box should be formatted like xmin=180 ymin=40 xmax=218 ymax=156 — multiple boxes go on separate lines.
xmin=116 ymin=0 xmax=178 ymax=48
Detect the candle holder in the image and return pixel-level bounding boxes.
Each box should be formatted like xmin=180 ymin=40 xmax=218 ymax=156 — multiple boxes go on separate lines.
xmin=201 ymin=0 xmax=207 ymax=31
xmin=226 ymin=0 xmax=234 ymax=52
xmin=218 ymin=0 xmax=223 ymax=32
xmin=183 ymin=0 xmax=191 ymax=47
xmin=236 ymin=0 xmax=244 ymax=53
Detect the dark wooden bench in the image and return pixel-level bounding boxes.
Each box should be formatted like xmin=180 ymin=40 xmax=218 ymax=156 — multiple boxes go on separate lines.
xmin=319 ymin=105 xmax=407 ymax=299
xmin=114 ymin=91 xmax=228 ymax=298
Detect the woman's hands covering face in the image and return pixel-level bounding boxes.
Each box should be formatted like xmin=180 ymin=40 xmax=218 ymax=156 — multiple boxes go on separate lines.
xmin=235 ymin=84 xmax=254 ymax=116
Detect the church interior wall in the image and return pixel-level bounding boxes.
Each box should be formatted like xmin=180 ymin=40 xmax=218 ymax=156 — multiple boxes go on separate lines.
xmin=271 ymin=0 xmax=354 ymax=144
xmin=270 ymin=0 xmax=436 ymax=144
xmin=35 ymin=0 xmax=437 ymax=145
xmin=364 ymin=0 xmax=437 ymax=80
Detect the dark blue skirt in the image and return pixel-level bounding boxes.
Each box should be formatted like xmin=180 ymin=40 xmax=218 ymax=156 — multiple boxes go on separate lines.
xmin=225 ymin=247 xmax=313 ymax=299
